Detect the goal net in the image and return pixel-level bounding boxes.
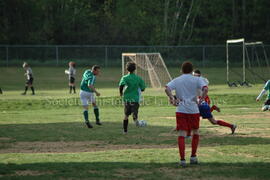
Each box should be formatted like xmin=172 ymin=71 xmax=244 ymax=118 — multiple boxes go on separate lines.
xmin=226 ymin=38 xmax=270 ymax=86
xmin=122 ymin=53 xmax=172 ymax=88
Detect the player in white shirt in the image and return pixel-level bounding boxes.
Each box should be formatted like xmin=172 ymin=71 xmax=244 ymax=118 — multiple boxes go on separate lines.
xmin=65 ymin=61 xmax=76 ymax=94
xmin=165 ymin=62 xmax=208 ymax=167
xmin=22 ymin=62 xmax=35 ymax=95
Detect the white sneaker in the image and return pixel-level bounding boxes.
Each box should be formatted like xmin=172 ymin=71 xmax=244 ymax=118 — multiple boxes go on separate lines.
xmin=179 ymin=160 xmax=186 ymax=167
xmin=231 ymin=125 xmax=237 ymax=134
xmin=190 ymin=156 xmax=198 ymax=164
xmin=262 ymin=105 xmax=269 ymax=111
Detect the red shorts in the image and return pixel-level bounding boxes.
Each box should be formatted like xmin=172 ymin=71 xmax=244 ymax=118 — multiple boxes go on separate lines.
xmin=176 ymin=112 xmax=200 ymax=131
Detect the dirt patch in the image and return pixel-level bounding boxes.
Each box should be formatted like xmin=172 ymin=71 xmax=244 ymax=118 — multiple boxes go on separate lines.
xmin=0 ymin=141 xmax=176 ymax=153
xmin=0 ymin=137 xmax=12 ymax=141
xmin=114 ymin=168 xmax=151 ymax=178
xmin=13 ymin=170 xmax=53 ymax=176
xmin=159 ymin=117 xmax=175 ymax=120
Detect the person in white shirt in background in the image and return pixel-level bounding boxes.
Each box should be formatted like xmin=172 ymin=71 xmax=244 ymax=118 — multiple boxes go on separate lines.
xmin=22 ymin=62 xmax=35 ymax=95
xmin=65 ymin=61 xmax=76 ymax=94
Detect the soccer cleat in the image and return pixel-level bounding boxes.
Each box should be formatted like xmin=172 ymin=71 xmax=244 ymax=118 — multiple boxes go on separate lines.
xmin=262 ymin=105 xmax=269 ymax=111
xmin=21 ymin=92 xmax=26 ymax=95
xmin=96 ymin=120 xmax=102 ymax=125
xmin=190 ymin=156 xmax=198 ymax=165
xmin=85 ymin=122 xmax=93 ymax=128
xmin=123 ymin=131 xmax=128 ymax=135
xmin=179 ymin=160 xmax=187 ymax=167
xmin=231 ymin=125 xmax=237 ymax=134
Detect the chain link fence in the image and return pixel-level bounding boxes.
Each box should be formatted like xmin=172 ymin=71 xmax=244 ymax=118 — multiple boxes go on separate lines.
xmin=0 ymin=45 xmax=269 ymax=67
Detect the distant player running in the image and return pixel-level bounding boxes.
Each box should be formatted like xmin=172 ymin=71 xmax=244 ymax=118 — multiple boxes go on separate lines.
xmin=256 ymin=80 xmax=270 ymax=111
xmin=80 ymin=65 xmax=102 ymax=128
xmin=119 ymin=62 xmax=146 ymax=134
xmin=194 ymin=69 xmax=237 ymax=134
xmin=65 ymin=61 xmax=76 ymax=94
xmin=165 ymin=61 xmax=207 ymax=167
xmin=21 ymin=62 xmax=35 ymax=95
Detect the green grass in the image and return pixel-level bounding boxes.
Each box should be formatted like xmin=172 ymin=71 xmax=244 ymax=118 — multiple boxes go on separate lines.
xmin=0 ymin=67 xmax=270 ymax=179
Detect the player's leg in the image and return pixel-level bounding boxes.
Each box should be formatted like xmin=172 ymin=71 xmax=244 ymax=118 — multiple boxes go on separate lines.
xmin=69 ymin=79 xmax=72 ymax=94
xmin=189 ymin=113 xmax=200 ymax=165
xmin=132 ymin=102 xmax=140 ymax=126
xmin=22 ymin=80 xmax=29 ymax=95
xmin=209 ymin=117 xmax=237 ymax=134
xmin=69 ymin=77 xmax=76 ymax=94
xmin=210 ymin=105 xmax=220 ymax=112
xmin=123 ymin=102 xmax=131 ymax=134
xmin=80 ymin=91 xmax=93 ymax=128
xmin=0 ymin=87 xmax=2 ymax=94
xmin=176 ymin=112 xmax=188 ymax=167
xmin=29 ymin=78 xmax=35 ymax=95
xmin=190 ymin=128 xmax=199 ymax=164
xmin=92 ymin=102 xmax=101 ymax=125
xmin=178 ymin=130 xmax=187 ymax=167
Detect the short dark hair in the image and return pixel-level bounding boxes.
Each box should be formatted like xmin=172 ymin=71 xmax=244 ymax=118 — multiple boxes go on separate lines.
xmin=92 ymin=65 xmax=100 ymax=71
xmin=194 ymin=69 xmax=201 ymax=75
xmin=126 ymin=62 xmax=136 ymax=73
xmin=181 ymin=61 xmax=193 ymax=74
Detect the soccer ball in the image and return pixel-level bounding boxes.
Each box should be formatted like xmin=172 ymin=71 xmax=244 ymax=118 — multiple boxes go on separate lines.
xmin=64 ymin=70 xmax=69 ymax=74
xmin=138 ymin=120 xmax=147 ymax=127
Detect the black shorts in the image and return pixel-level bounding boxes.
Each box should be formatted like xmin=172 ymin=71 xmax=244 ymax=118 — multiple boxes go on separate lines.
xmin=124 ymin=102 xmax=140 ymax=119
xmin=265 ymin=99 xmax=270 ymax=105
xmin=69 ymin=77 xmax=75 ymax=84
xmin=26 ymin=78 xmax=34 ymax=85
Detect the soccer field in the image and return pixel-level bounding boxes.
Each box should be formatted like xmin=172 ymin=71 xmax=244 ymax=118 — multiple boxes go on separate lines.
xmin=0 ymin=67 xmax=270 ymax=179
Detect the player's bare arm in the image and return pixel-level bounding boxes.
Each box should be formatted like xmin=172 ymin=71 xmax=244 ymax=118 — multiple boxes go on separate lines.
xmin=119 ymin=85 xmax=124 ymax=96
xmin=88 ymin=85 xmax=100 ymax=96
xmin=165 ymin=86 xmax=177 ymax=106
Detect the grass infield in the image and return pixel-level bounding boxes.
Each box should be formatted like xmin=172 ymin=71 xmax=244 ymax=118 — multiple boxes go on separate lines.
xmin=0 ymin=67 xmax=269 ymax=179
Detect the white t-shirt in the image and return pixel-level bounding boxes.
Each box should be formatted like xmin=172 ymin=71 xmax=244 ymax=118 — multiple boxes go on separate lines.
xmin=166 ymin=74 xmax=207 ymax=114
xmin=68 ymin=67 xmax=76 ymax=78
xmin=26 ymin=68 xmax=33 ymax=80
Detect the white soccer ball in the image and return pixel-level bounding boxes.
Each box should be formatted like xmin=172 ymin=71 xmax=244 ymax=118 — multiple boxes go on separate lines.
xmin=138 ymin=120 xmax=147 ymax=127
xmin=64 ymin=70 xmax=69 ymax=74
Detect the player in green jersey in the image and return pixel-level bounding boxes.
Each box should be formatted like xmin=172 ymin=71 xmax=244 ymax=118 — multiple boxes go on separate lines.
xmin=256 ymin=80 xmax=270 ymax=111
xmin=80 ymin=65 xmax=101 ymax=128
xmin=119 ymin=62 xmax=146 ymax=134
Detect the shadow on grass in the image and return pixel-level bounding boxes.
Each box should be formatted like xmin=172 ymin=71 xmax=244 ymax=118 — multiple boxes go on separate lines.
xmin=1 ymin=122 xmax=270 ymax=148
xmin=0 ymin=161 xmax=269 ymax=180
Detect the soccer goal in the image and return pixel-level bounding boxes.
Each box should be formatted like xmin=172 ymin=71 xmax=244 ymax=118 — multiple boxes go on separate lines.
xmin=226 ymin=38 xmax=270 ymax=87
xmin=122 ymin=53 xmax=172 ymax=88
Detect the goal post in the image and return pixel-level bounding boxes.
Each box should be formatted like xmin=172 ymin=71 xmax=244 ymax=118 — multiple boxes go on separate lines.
xmin=122 ymin=53 xmax=172 ymax=88
xmin=226 ymin=38 xmax=270 ymax=86
xmin=226 ymin=38 xmax=245 ymax=84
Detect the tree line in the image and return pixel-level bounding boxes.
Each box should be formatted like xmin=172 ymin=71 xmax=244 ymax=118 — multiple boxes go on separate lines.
xmin=0 ymin=0 xmax=269 ymax=45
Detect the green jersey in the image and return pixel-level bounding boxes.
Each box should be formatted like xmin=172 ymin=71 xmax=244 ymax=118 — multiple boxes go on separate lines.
xmin=80 ymin=70 xmax=96 ymax=92
xmin=119 ymin=73 xmax=146 ymax=102
xmin=264 ymin=80 xmax=270 ymax=99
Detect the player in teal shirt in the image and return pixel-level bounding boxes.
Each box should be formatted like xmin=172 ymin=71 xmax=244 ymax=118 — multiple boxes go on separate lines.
xmin=80 ymin=65 xmax=101 ymax=128
xmin=256 ymin=80 xmax=270 ymax=111
xmin=119 ymin=62 xmax=146 ymax=134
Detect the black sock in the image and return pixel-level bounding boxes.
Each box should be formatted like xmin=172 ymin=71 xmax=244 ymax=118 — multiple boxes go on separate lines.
xmin=73 ymin=86 xmax=76 ymax=93
xmin=31 ymin=87 xmax=35 ymax=94
xmin=24 ymin=86 xmax=28 ymax=93
xmin=69 ymin=86 xmax=72 ymax=93
xmin=123 ymin=119 xmax=128 ymax=132
xmin=0 ymin=88 xmax=2 ymax=94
